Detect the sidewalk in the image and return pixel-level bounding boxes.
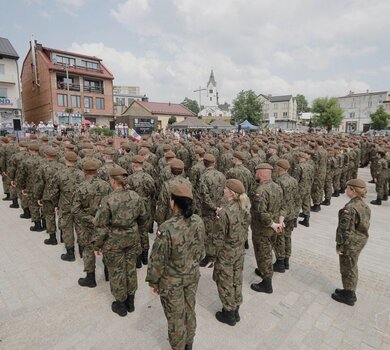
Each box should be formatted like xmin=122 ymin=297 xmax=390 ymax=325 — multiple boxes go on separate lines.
xmin=0 ymin=167 xmax=389 ymax=350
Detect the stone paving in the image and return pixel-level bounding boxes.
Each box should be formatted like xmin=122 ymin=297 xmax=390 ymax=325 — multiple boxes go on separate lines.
xmin=0 ymin=167 xmax=389 ymax=350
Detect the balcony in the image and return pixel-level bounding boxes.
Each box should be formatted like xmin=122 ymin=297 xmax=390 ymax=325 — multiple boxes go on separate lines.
xmin=57 ymin=82 xmax=81 ymax=91
xmin=83 ymin=85 xmax=104 ymax=94
xmin=53 ymin=61 xmax=103 ymax=73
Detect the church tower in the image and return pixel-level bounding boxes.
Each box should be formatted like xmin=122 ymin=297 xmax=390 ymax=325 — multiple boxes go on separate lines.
xmin=205 ymin=69 xmax=218 ymax=108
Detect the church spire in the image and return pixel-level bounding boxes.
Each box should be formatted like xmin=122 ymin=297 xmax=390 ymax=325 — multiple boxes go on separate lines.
xmin=207 ymin=69 xmax=216 ymax=87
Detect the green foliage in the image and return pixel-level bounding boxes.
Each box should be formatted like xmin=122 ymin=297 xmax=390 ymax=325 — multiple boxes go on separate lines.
xmin=296 ymin=94 xmax=310 ymax=114
xmin=231 ymin=90 xmax=263 ymax=125
xmin=311 ymin=97 xmax=343 ymax=132
xmin=370 ymin=106 xmax=389 ymax=130
xmin=90 ymin=127 xmax=114 ymax=137
xmin=181 ymin=97 xmax=200 ymax=115
xmin=168 ymin=115 xmax=177 ymax=125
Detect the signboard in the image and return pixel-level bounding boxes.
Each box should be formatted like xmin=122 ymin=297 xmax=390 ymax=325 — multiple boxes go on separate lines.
xmin=0 ymin=98 xmax=19 ymax=109
xmin=269 ymin=116 xmax=276 ymax=125
xmin=133 ymin=118 xmax=155 ymax=134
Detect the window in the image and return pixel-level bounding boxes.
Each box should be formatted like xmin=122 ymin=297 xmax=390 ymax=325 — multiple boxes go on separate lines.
xmin=116 ymin=97 xmax=125 ymax=106
xmin=283 ymin=112 xmax=288 ymax=117
xmin=0 ymin=87 xmax=7 ymax=98
xmin=210 ymin=97 xmax=212 ymax=101
xmin=56 ymin=55 xmax=76 ymax=66
xmin=84 ymin=79 xmax=103 ymax=93
xmin=96 ymin=97 xmax=105 ymax=109
xmin=273 ymin=103 xmax=278 ymax=109
xmin=0 ymin=64 xmax=4 ymax=75
xmin=71 ymin=95 xmax=81 ymax=108
xmin=349 ymin=112 xmax=355 ymax=118
xmin=209 ymin=89 xmax=213 ymax=94
xmin=273 ymin=112 xmax=278 ymax=117
xmin=84 ymin=96 xmax=93 ymax=109
xmin=264 ymin=113 xmax=269 ymax=118
xmin=82 ymin=60 xmax=99 ymax=70
xmin=57 ymin=94 xmax=68 ymax=107
xmin=264 ymin=104 xmax=269 ymax=110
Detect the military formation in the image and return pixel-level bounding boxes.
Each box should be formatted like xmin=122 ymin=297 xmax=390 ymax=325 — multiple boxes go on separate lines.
xmin=0 ymin=130 xmax=388 ymax=350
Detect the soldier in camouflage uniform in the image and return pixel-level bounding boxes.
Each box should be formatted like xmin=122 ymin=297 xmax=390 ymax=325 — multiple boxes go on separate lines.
xmin=370 ymin=149 xmax=388 ymax=205
xmin=188 ymin=148 xmax=206 ymax=214
xmin=0 ymin=137 xmax=11 ymax=200
xmin=266 ymin=144 xmax=279 ymax=181
xmin=4 ymin=136 xmax=19 ymax=208
xmin=94 ymin=167 xmax=147 ymax=317
xmin=226 ymin=151 xmax=254 ymax=194
xmin=198 ymin=153 xmax=226 ymax=267
xmin=295 ymin=152 xmax=313 ymax=227
xmin=310 ymin=140 xmax=328 ymax=212
xmin=245 ymin=144 xmax=266 ymax=175
xmin=332 ymin=146 xmax=343 ymax=197
xmin=126 ymin=155 xmax=156 ymax=267
xmin=332 ymin=179 xmax=370 ymax=306
xmin=218 ymin=143 xmax=233 ymax=174
xmin=98 ymin=148 xmax=119 ymax=182
xmin=73 ymin=160 xmax=111 ymax=288
xmin=273 ymin=159 xmax=299 ymax=272
xmin=146 ymin=183 xmax=205 ymax=350
xmin=250 ymin=163 xmax=283 ymax=294
xmin=321 ymin=148 xmax=337 ymax=206
xmin=213 ymin=179 xmax=251 ymax=326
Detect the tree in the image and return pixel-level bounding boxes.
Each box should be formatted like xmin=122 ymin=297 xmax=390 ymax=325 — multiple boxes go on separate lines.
xmin=181 ymin=97 xmax=200 ymax=115
xmin=168 ymin=115 xmax=177 ymax=125
xmin=311 ymin=97 xmax=343 ymax=132
xmin=370 ymin=106 xmax=389 ymax=130
xmin=231 ymin=90 xmax=263 ymax=125
xmin=296 ymin=94 xmax=310 ymax=114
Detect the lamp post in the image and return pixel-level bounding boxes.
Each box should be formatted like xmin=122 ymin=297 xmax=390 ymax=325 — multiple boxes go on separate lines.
xmin=193 ymin=86 xmax=206 ymax=115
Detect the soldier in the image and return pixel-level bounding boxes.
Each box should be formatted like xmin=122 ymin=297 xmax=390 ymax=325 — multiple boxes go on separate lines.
xmin=332 ymin=146 xmax=343 ymax=197
xmin=146 ymin=183 xmax=205 ymax=350
xmin=250 ymin=163 xmax=283 ymax=294
xmin=188 ymin=147 xmax=206 ymax=214
xmin=35 ymin=147 xmax=64 ymax=244
xmin=98 ymin=148 xmax=119 ymax=182
xmin=226 ymin=151 xmax=254 ymax=194
xmin=94 ymin=167 xmax=147 ymax=317
xmin=9 ymin=142 xmax=29 ymax=212
xmin=126 ymin=155 xmax=156 ymax=267
xmin=116 ymin=143 xmax=134 ymax=174
xmin=214 ymin=179 xmax=251 ymax=326
xmin=245 ymin=144 xmax=266 ymax=175
xmin=273 ymin=159 xmax=299 ymax=272
xmin=310 ymin=139 xmax=328 ymax=212
xmin=370 ymin=149 xmax=388 ymax=205
xmin=176 ymin=139 xmax=191 ymax=176
xmin=266 ymin=144 xmax=279 ymax=180
xmin=73 ymin=160 xmax=111 ymax=288
xmin=0 ymin=137 xmax=11 ymax=201
xmin=56 ymin=151 xmax=85 ymax=261
xmin=219 ymin=143 xmax=233 ymax=174
xmin=332 ymin=179 xmax=370 ymax=306
xmin=297 ymin=151 xmax=314 ymax=227
xmin=198 ymin=153 xmax=226 ymax=267
xmin=322 ymin=148 xmax=337 ymax=206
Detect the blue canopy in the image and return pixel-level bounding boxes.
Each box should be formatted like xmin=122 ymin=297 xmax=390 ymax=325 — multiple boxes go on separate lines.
xmin=239 ymin=120 xmax=258 ymax=130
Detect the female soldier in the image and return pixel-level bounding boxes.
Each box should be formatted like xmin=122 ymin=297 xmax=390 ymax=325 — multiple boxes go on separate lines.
xmin=213 ymin=179 xmax=251 ymax=326
xmin=332 ymin=178 xmax=371 ymax=306
xmin=146 ymin=183 xmax=205 ymax=350
xmin=94 ymin=167 xmax=147 ymax=317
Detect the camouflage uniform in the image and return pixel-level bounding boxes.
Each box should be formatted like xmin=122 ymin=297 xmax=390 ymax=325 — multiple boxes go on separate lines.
xmin=226 ymin=164 xmax=254 ymax=194
xmin=375 ymin=156 xmax=388 ymax=200
xmin=94 ymin=188 xmax=147 ymax=302
xmin=333 ymin=151 xmax=344 ymax=195
xmin=146 ymin=213 xmax=205 ymax=350
xmin=295 ymin=160 xmax=314 ymax=216
xmin=213 ymin=200 xmax=250 ymax=311
xmin=336 ymin=197 xmax=370 ymax=291
xmin=8 ymin=149 xmax=29 ymax=208
xmin=311 ymin=147 xmax=327 ymax=206
xmin=188 ymin=159 xmax=205 ymax=214
xmin=324 ymin=154 xmax=337 ymax=201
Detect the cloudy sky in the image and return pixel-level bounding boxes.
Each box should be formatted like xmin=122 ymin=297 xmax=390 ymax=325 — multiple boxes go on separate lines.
xmin=2 ymin=0 xmax=390 ymax=105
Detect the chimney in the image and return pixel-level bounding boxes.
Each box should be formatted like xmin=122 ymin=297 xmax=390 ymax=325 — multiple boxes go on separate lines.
xmin=141 ymin=95 xmax=148 ymax=102
xmin=169 ymin=102 xmax=171 ymax=106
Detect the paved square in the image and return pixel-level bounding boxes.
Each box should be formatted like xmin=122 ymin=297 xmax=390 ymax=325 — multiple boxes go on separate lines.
xmin=0 ymin=167 xmax=389 ymax=349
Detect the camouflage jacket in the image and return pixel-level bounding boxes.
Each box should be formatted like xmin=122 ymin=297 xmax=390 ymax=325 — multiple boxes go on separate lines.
xmin=275 ymin=172 xmax=299 ymax=221
xmin=117 ymin=153 xmax=134 ymax=174
xmin=16 ymin=154 xmax=42 ymax=194
xmin=126 ymin=170 xmax=156 ymax=200
xmin=226 ymin=164 xmax=254 ymax=194
xmin=7 ymin=149 xmax=26 ymax=181
xmin=177 ymin=147 xmax=191 ymax=171
xmin=198 ymin=167 xmax=226 ymax=216
xmin=98 ymin=162 xmax=119 ymax=183
xmin=326 ymin=156 xmax=337 ymax=180
xmin=219 ymin=151 xmax=233 ymax=174
xmin=57 ymin=166 xmax=85 ymax=210
xmin=146 ymin=213 xmax=205 ymax=289
xmin=35 ymin=159 xmax=65 ymax=203
xmin=189 ymin=159 xmax=206 ymax=188
xmin=245 ymin=154 xmax=266 ymax=175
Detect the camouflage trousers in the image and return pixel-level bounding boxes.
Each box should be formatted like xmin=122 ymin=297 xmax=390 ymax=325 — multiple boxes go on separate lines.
xmin=311 ymin=174 xmax=326 ymax=205
xmin=2 ymin=175 xmax=10 ymax=194
xmin=333 ymin=172 xmax=341 ymax=192
xmin=370 ymin=163 xmax=378 ymax=180
xmin=104 ymin=247 xmax=138 ymax=302
xmin=324 ymin=174 xmax=334 ymax=200
xmin=159 ymin=274 xmax=199 ymax=350
xmin=202 ymin=214 xmax=218 ymax=260
xmin=58 ymin=210 xmax=76 ymax=249
xmin=18 ymin=189 xmax=28 ymax=209
xmin=252 ymin=234 xmax=274 ymax=279
xmin=299 ymin=191 xmax=311 ymax=216
xmin=272 ymin=220 xmax=294 ymax=259
xmin=77 ymin=225 xmax=95 ymax=273
xmin=42 ymin=201 xmax=57 ymax=234
xmin=339 ymin=239 xmax=367 ymax=291
xmin=376 ymin=174 xmax=388 ymax=199
xmin=213 ymin=247 xmax=244 ymax=311
xmin=9 ymin=184 xmax=17 ymax=200
xmin=340 ymin=171 xmax=348 ymax=190
xmin=28 ymin=194 xmax=41 ymax=222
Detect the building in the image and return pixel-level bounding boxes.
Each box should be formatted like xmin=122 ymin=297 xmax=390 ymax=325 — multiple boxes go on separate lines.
xmin=113 ymin=85 xmax=144 ymax=116
xmin=258 ymin=94 xmax=297 ymax=129
xmin=121 ymin=99 xmax=196 ymax=130
xmin=338 ymin=90 xmax=390 ymax=133
xmin=0 ymin=38 xmax=22 ymax=129
xmin=198 ymin=70 xmax=231 ymax=120
xmin=21 ymin=40 xmax=114 ymax=126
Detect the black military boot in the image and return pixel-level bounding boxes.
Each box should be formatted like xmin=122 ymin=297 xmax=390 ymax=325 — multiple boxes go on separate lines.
xmin=244 ymin=240 xmax=249 ymax=249
xmin=41 ymin=219 xmax=46 ymax=231
xmin=61 ymin=247 xmax=76 ymax=262
xmin=2 ymin=193 xmax=11 ymax=201
xmin=215 ymin=308 xmax=236 ymax=326
xmin=321 ymin=199 xmax=331 ymax=206
xmin=44 ymin=233 xmax=58 ymax=245
xmin=298 ymin=212 xmax=305 ymax=218
xmin=331 ymin=289 xmax=356 ymax=306
xmin=111 ymin=300 xmax=127 ymax=317
xmin=254 ymin=268 xmax=263 ymax=277
xmin=339 ymin=188 xmax=345 ymax=194
xmin=30 ymin=221 xmax=44 ymax=232
xmin=184 ymin=343 xmax=193 ymax=350
xmin=136 ymin=254 xmax=142 ymax=268
xmin=368 ymin=179 xmax=375 ymax=184
xmin=250 ymin=278 xmax=273 ymax=294
xmin=273 ymin=258 xmax=285 ymax=273
xmin=78 ymin=272 xmax=97 ymax=288
xmin=199 ymin=255 xmax=210 ymax=267
xmin=20 ymin=208 xmax=31 ymax=219
xmin=9 ymin=198 xmax=19 ymax=208
xmin=284 ymin=257 xmax=290 ymax=270
xmin=78 ymin=245 xmax=84 ymax=258
xmin=383 ymin=193 xmax=388 ymax=201
xmin=334 ymin=288 xmax=357 ymax=302
xmin=141 ymin=250 xmax=148 ymax=265
xmin=104 ymin=264 xmax=109 ymax=281
xmin=310 ymin=204 xmax=321 ymax=212
xmin=235 ymin=306 xmax=240 ymax=322
xmin=332 ymin=190 xmax=340 ymax=197
xmin=125 ymin=294 xmax=135 ymax=313
xmin=370 ymin=197 xmax=382 ymax=205
xmin=299 ymin=215 xmax=310 ymax=227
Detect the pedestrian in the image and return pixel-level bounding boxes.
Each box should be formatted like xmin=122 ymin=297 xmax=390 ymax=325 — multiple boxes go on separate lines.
xmin=214 ymin=179 xmax=251 ymax=326
xmin=146 ymin=183 xmax=205 ymax=350
xmin=332 ymin=179 xmax=370 ymax=306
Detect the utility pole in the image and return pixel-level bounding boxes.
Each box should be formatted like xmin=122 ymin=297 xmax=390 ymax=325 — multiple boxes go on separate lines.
xmin=193 ymin=86 xmax=206 ymax=114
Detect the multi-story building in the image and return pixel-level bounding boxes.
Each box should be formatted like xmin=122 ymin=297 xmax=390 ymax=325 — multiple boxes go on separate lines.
xmin=0 ymin=38 xmax=22 ymax=128
xmin=21 ymin=41 xmax=114 ymax=125
xmin=113 ymin=85 xmax=143 ymax=116
xmin=258 ymin=94 xmax=297 ymax=129
xmin=338 ymin=90 xmax=390 ymax=133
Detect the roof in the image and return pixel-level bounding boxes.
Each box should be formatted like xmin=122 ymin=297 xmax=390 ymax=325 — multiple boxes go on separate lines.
xmin=258 ymin=94 xmax=293 ymax=102
xmin=207 ymin=69 xmax=216 ymax=87
xmin=240 ymin=120 xmax=258 ymax=129
xmin=172 ymin=118 xmax=210 ymax=129
xmin=339 ymin=91 xmax=388 ymax=98
xmin=137 ymin=101 xmax=195 ymax=117
xmin=0 ymin=38 xmax=19 ymax=59
xmin=209 ymin=120 xmax=233 ymax=129
xmin=42 ymin=46 xmax=102 ymax=62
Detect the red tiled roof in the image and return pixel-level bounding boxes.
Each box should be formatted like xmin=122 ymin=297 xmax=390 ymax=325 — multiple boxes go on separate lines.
xmin=138 ymin=101 xmax=195 ymax=117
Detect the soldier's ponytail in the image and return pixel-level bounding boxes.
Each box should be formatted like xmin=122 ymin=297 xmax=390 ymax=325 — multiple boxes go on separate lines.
xmin=232 ymin=192 xmax=251 ymax=213
xmin=171 ymin=194 xmax=193 ymax=218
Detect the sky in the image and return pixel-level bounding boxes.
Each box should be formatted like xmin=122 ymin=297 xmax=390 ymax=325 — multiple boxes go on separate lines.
xmin=2 ymin=0 xmax=390 ymax=106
